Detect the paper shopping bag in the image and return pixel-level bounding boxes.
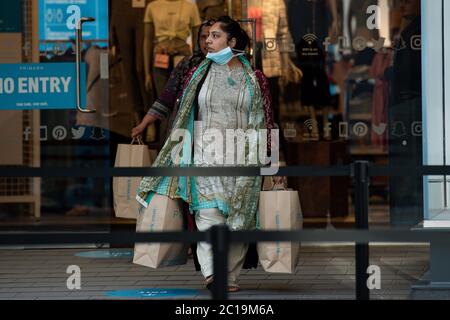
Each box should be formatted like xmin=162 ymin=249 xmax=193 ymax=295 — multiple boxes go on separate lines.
xmin=257 ymin=190 xmax=303 ymax=273
xmin=133 ymin=193 xmax=189 ymax=268
xmin=113 ymin=138 xmax=154 ymax=219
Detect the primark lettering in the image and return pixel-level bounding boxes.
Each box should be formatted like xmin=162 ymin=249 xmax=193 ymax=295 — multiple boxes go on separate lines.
xmin=0 ymin=77 xmax=72 ymax=94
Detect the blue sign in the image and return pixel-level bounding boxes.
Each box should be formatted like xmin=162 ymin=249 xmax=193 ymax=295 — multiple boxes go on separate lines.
xmin=39 ymin=0 xmax=108 ymax=41
xmin=106 ymin=288 xmax=200 ymax=299
xmin=0 ymin=0 xmax=22 ymax=32
xmin=75 ymin=250 xmax=133 ymax=259
xmin=0 ymin=63 xmax=86 ymax=110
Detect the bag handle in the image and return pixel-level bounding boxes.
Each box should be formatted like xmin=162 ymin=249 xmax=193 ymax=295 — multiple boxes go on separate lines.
xmin=131 ymin=136 xmax=145 ymax=145
xmin=271 ymin=183 xmax=287 ymax=191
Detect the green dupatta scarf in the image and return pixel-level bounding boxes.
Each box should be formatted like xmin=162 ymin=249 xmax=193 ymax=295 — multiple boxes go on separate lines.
xmin=136 ymin=56 xmax=266 ymax=231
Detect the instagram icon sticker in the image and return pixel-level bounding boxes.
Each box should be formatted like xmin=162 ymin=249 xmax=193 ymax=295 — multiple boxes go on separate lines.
xmin=412 ymin=122 xmax=423 ymax=137
xmin=411 ymin=35 xmax=421 ymax=50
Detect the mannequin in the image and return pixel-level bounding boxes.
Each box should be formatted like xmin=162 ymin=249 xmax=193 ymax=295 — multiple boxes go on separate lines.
xmin=143 ymin=0 xmax=201 ymax=97
xmin=143 ymin=0 xmax=201 ymax=144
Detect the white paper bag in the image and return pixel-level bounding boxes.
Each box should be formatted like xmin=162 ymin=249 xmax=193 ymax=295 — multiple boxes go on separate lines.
xmin=133 ymin=193 xmax=188 ymax=268
xmin=113 ymin=138 xmax=155 ymax=219
xmin=257 ymin=189 xmax=303 ymax=273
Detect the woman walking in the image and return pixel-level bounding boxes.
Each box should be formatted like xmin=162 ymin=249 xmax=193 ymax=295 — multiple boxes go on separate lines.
xmin=136 ymin=16 xmax=276 ymax=293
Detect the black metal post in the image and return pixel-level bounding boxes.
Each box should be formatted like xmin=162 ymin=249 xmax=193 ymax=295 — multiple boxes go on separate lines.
xmin=354 ymin=161 xmax=370 ymax=300
xmin=210 ymin=225 xmax=230 ymax=300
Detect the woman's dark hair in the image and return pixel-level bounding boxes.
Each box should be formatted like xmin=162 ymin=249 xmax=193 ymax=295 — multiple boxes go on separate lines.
xmin=215 ymin=15 xmax=250 ymax=52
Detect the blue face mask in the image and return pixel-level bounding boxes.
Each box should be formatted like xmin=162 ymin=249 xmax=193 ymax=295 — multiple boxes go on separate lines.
xmin=206 ymin=46 xmax=244 ymax=65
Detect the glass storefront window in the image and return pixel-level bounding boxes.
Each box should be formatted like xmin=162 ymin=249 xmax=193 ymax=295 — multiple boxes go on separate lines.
xmin=0 ymin=0 xmax=445 ymax=232
xmin=236 ymin=0 xmax=425 ymax=227
xmin=0 ymin=0 xmax=113 ymax=232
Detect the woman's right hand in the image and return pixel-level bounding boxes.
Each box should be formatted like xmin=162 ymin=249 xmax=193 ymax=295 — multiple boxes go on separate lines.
xmin=132 ymin=114 xmax=158 ymax=138
xmin=131 ymin=123 xmax=147 ymax=138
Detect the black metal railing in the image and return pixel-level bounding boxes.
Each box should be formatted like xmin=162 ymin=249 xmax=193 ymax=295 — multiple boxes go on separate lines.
xmin=0 ymin=161 xmax=449 ymax=300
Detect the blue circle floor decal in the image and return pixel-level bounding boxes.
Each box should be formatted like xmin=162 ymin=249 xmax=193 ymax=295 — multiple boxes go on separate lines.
xmin=105 ymin=288 xmax=199 ymax=298
xmin=75 ymin=249 xmax=133 ymax=259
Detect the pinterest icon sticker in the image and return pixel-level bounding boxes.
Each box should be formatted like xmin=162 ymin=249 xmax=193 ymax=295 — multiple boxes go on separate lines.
xmin=52 ymin=126 xmax=67 ymax=141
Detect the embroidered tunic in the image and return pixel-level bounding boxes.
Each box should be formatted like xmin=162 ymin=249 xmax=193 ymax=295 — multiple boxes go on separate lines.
xmin=192 ymin=63 xmax=251 ymax=215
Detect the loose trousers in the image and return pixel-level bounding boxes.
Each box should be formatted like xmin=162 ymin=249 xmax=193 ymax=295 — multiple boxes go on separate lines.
xmin=195 ymin=208 xmax=248 ymax=285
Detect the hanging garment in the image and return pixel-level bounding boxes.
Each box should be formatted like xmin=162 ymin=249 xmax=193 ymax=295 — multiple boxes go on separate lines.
xmin=369 ymin=50 xmax=393 ymax=151
xmin=248 ymin=0 xmax=292 ymax=78
xmin=111 ymin=0 xmax=151 ymax=113
xmin=286 ymin=0 xmax=330 ymax=47
xmin=287 ymin=0 xmax=331 ymax=108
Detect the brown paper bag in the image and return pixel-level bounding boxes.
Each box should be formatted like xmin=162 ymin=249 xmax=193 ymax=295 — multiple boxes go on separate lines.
xmin=113 ymin=138 xmax=154 ymax=219
xmin=257 ymin=189 xmax=303 ymax=273
xmin=133 ymin=193 xmax=189 ymax=268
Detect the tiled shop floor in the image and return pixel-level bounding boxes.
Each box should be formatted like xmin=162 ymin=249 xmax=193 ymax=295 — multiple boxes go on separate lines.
xmin=0 ymin=244 xmax=429 ymax=300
